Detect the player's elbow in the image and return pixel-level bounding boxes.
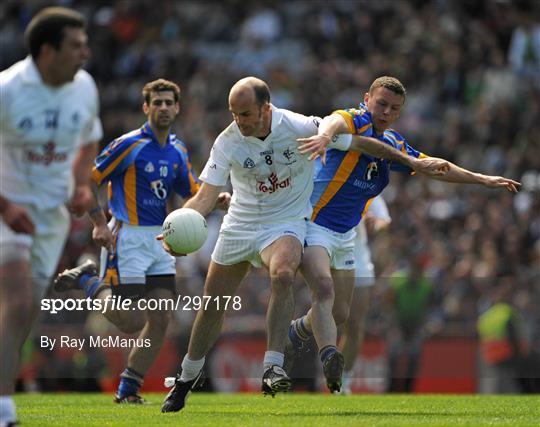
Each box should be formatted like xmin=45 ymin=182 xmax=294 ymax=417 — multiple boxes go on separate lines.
xmin=326 ymin=113 xmax=349 ymax=133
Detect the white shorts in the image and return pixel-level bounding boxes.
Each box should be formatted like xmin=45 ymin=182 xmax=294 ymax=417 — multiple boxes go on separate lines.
xmin=305 ymin=221 xmax=356 ymax=270
xmin=211 ymin=215 xmax=307 ymax=268
xmin=100 ymin=219 xmax=176 ymax=285
xmin=353 ymin=238 xmax=375 ymax=287
xmin=0 ymin=204 xmax=70 ymax=291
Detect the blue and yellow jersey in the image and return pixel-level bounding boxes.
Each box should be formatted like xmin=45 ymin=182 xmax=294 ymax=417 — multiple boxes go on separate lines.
xmin=92 ymin=122 xmax=199 ymax=226
xmin=311 ymin=104 xmax=425 ymax=233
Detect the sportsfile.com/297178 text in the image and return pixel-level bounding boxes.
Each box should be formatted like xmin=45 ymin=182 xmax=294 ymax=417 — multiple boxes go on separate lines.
xmin=40 ymin=295 xmax=242 ymax=314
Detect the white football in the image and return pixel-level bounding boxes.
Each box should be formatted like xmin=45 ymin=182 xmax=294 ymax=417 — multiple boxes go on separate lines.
xmin=162 ymin=208 xmax=208 ymax=254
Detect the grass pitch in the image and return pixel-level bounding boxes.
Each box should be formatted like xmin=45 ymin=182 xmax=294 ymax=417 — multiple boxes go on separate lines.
xmin=15 ymin=392 xmax=540 ymax=426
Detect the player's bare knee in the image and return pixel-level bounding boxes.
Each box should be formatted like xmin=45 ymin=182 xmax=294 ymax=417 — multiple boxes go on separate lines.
xmin=311 ymin=277 xmax=334 ymax=304
xmin=106 ymin=310 xmax=144 ymax=334
xmin=116 ymin=320 xmax=143 ymax=334
xmin=270 ymin=268 xmax=295 ymax=291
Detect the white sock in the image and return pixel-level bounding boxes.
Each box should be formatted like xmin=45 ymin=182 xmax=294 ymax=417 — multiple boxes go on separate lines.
xmin=341 ymin=370 xmax=353 ymax=394
xmin=263 ymin=351 xmax=284 ymax=372
xmin=0 ymin=396 xmax=16 ymax=423
xmin=180 ymin=355 xmax=205 ymax=382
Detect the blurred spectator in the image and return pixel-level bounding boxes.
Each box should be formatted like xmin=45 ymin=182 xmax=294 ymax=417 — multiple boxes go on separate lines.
xmin=385 ymin=252 xmax=438 ymax=393
xmin=477 ymin=281 xmax=538 ymax=393
xmin=240 ymin=5 xmax=282 ymax=45
xmin=508 ymin=2 xmax=540 ymax=87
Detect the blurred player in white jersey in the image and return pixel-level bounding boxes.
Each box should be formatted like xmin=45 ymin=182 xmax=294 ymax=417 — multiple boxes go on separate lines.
xmin=340 ymin=195 xmax=390 ymax=394
xmin=0 ymin=7 xmax=101 ymax=425
xmin=160 ymin=76 xmax=441 ymax=413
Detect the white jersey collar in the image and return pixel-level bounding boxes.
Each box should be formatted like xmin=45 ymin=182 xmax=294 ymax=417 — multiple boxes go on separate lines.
xmin=20 ymin=56 xmax=44 ymax=85
xmin=269 ymin=103 xmax=283 ymax=132
xmin=20 ymin=55 xmax=84 ymax=88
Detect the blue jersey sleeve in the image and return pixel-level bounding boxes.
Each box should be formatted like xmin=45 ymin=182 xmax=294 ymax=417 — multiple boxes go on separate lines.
xmin=92 ymin=136 xmax=145 ymax=186
xmin=383 ymin=129 xmax=425 ymax=174
xmin=333 ymin=106 xmax=374 ymax=136
xmin=172 ymin=141 xmax=200 ymax=198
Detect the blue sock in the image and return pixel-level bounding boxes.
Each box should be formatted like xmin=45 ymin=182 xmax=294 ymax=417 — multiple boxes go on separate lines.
xmin=117 ymin=368 xmax=143 ymax=398
xmin=83 ymin=276 xmax=101 ymax=299
xmin=319 ymin=345 xmax=337 ymax=364
xmin=79 ymin=273 xmax=94 ymax=288
xmin=289 ymin=316 xmax=312 ymax=347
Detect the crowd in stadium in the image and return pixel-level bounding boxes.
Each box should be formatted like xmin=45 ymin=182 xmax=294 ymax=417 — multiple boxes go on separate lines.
xmin=2 ymin=0 xmax=539 ymax=391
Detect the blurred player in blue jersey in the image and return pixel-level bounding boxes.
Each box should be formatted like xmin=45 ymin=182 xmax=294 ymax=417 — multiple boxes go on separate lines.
xmin=0 ymin=8 xmax=101 ymax=425
xmin=53 ymin=79 xmax=225 ymax=404
xmin=286 ymin=76 xmax=521 ymax=392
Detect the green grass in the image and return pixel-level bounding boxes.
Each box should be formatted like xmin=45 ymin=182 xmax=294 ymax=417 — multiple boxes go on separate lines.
xmin=14 ymin=392 xmax=540 ymax=426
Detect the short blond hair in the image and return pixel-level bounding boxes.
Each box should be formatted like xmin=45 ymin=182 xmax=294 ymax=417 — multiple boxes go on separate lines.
xmin=369 ymin=76 xmax=406 ymax=98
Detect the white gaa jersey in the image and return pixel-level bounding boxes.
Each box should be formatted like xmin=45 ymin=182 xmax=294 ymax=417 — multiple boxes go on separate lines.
xmin=201 ymin=106 xmax=342 ymax=223
xmin=0 ymin=56 xmax=103 ymax=209
xmin=355 ymin=194 xmax=391 ymax=245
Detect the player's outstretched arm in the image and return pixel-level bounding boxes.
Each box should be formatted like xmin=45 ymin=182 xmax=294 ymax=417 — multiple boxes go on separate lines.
xmin=349 ymin=136 xmax=451 ymax=176
xmin=298 ymin=113 xmax=450 ymax=176
xmin=300 ymin=133 xmax=450 ymax=178
xmin=299 ymin=129 xmax=450 ymax=177
xmin=426 ymin=158 xmax=521 ymax=193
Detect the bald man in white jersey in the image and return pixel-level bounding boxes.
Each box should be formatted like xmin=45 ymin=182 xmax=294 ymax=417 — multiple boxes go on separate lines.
xmin=160 ymin=77 xmax=449 ymax=413
xmin=0 ymin=7 xmax=101 ymax=425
